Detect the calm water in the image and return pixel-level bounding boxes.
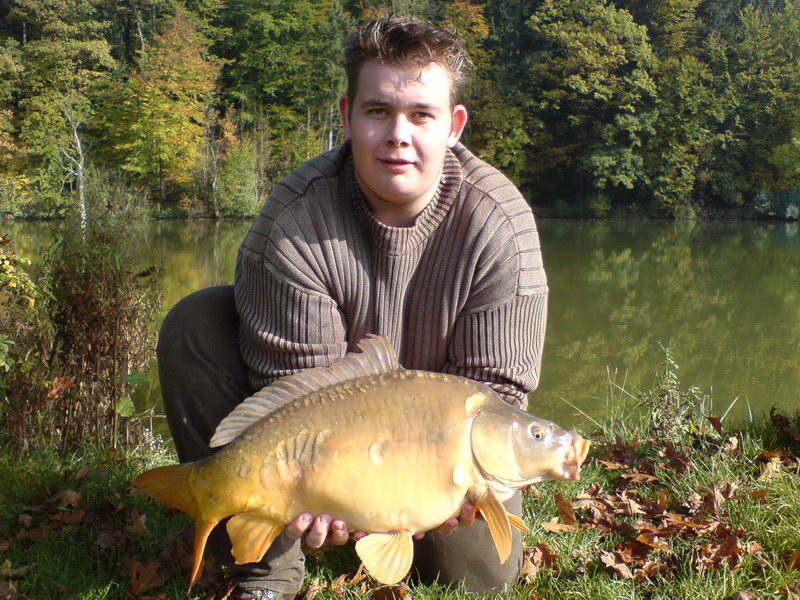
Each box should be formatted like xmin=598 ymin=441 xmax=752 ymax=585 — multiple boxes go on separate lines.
xmin=4 ymin=218 xmax=799 ymax=428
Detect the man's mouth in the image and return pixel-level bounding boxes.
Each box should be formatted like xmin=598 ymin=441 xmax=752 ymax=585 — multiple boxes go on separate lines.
xmin=379 ymin=158 xmax=414 ymax=165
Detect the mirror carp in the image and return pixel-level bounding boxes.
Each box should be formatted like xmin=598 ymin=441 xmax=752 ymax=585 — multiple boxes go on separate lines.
xmin=134 ymin=335 xmax=590 ymax=590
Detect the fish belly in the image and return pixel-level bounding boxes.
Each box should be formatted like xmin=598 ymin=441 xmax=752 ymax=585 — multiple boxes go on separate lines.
xmin=236 ymin=371 xmax=485 ymax=534
xmin=293 ymin=431 xmax=472 ymax=532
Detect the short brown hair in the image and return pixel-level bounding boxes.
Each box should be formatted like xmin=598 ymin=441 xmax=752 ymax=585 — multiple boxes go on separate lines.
xmin=344 ymin=16 xmax=473 ymax=107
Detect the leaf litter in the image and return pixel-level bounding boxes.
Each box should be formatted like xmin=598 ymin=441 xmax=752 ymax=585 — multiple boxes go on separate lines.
xmin=2 ymin=409 xmax=799 ymax=598
xmin=536 ymin=411 xmax=800 ymax=586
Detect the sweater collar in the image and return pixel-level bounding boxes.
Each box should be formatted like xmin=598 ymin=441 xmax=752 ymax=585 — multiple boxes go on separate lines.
xmin=345 ymin=143 xmax=463 ymax=256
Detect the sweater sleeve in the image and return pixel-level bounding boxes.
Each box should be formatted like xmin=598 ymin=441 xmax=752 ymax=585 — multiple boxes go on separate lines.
xmin=445 ymin=291 xmax=547 ymax=408
xmin=235 ymin=253 xmax=347 ymax=390
xmin=234 ymin=173 xmax=348 ymax=391
xmin=441 ymin=187 xmax=548 ymax=410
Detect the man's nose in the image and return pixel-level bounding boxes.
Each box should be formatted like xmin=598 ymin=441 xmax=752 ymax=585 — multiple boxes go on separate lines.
xmin=386 ymin=115 xmax=411 ymax=146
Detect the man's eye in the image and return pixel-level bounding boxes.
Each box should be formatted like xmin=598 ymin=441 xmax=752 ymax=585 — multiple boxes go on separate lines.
xmin=413 ymin=112 xmax=433 ymax=120
xmin=367 ymin=108 xmax=387 ymax=116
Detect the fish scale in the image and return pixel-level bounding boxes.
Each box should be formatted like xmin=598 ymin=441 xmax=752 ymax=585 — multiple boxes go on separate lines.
xmin=133 ymin=335 xmax=590 ymax=590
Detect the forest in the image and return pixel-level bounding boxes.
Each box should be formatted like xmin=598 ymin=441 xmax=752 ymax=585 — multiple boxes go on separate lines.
xmin=1 ymin=0 xmax=800 ymax=219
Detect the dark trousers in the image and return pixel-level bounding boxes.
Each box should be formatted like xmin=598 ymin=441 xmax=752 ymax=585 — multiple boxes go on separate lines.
xmin=158 ymin=286 xmax=524 ymax=594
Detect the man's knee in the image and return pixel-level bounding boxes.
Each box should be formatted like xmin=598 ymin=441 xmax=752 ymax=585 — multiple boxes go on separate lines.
xmin=157 ymin=285 xmax=237 ymax=362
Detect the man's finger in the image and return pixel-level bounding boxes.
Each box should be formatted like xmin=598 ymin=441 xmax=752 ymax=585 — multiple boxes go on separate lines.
xmin=413 ymin=532 xmax=425 ymax=540
xmin=459 ymin=502 xmax=476 ymax=527
xmin=304 ymin=514 xmax=331 ymax=548
xmin=438 ymin=516 xmax=458 ymax=535
xmin=329 ymin=519 xmax=349 ymax=546
xmin=285 ymin=512 xmax=313 ymax=540
xmin=351 ymin=531 xmax=367 ymax=542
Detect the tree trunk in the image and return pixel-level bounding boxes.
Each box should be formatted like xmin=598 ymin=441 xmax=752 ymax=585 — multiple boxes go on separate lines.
xmin=73 ymin=124 xmax=87 ymax=233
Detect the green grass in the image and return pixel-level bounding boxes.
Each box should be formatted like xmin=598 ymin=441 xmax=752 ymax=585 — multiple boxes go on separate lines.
xmin=1 ymin=390 xmax=799 ymax=600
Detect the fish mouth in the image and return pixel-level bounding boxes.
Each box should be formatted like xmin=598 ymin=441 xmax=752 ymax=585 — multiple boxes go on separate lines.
xmin=553 ymin=437 xmax=591 ymax=481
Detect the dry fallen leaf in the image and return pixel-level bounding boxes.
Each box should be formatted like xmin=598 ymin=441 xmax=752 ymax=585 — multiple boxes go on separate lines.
xmin=758 ymin=457 xmax=784 ymax=482
xmin=129 ymin=560 xmax=162 ymax=596
xmin=771 ymin=408 xmax=800 ymax=444
xmin=554 ymin=492 xmax=577 ymax=525
xmin=787 ymin=549 xmax=800 ymax=572
xmin=370 ymin=584 xmax=411 ymax=600
xmin=635 ymin=533 xmax=668 ymax=550
xmin=597 ymin=459 xmax=629 ymax=471
xmin=660 ymin=445 xmax=691 ymax=473
xmin=48 ymin=489 xmax=81 ymax=509
xmin=781 ymin=582 xmax=800 ymax=599
xmin=707 ymin=416 xmax=724 ymax=434
xmin=600 ymin=550 xmax=634 ymax=579
xmin=725 ymin=591 xmax=759 ymax=600
xmin=722 ymin=436 xmax=740 ymax=455
xmin=541 ymin=517 xmax=577 ymax=534
xmin=125 ymin=509 xmax=148 ymax=536
xmin=620 ymin=472 xmax=659 ymax=484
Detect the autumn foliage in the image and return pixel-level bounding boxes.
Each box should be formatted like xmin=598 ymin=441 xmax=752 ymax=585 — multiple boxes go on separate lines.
xmin=0 ymin=225 xmax=159 ymax=453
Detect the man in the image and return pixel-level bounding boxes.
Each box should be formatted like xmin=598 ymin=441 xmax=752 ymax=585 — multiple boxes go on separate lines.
xmin=158 ymin=15 xmax=548 ymax=600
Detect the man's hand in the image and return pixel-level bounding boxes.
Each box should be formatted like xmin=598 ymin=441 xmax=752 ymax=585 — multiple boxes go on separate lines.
xmin=285 ymin=502 xmax=477 ymax=547
xmin=285 ymin=513 xmax=350 ymax=548
xmin=431 ymin=501 xmax=476 ymax=536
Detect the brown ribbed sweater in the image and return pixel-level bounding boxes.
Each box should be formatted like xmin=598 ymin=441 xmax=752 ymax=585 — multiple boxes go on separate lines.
xmin=235 ymin=141 xmax=547 ymax=408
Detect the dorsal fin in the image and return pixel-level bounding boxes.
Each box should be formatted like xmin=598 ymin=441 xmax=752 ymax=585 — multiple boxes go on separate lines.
xmin=210 ymin=334 xmax=399 ymax=447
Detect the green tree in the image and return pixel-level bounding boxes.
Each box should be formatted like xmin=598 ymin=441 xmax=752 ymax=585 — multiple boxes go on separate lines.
xmin=525 ymin=0 xmax=658 ymax=211
xmin=726 ymin=2 xmax=800 ymax=198
xmin=216 ymin=0 xmax=348 ymax=132
xmin=441 ymin=1 xmax=531 ymax=183
xmin=8 ymin=0 xmax=115 ymax=221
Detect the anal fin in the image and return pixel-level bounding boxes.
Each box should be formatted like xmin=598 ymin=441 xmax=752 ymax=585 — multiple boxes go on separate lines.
xmin=475 ymin=490 xmax=512 ymax=563
xmin=355 ymin=531 xmax=414 ymax=585
xmin=508 ymin=512 xmax=529 ymax=533
xmin=227 ymin=512 xmax=283 ymax=565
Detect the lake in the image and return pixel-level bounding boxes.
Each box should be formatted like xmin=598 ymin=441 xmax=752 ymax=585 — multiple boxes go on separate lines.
xmin=3 ymin=217 xmax=799 ymax=429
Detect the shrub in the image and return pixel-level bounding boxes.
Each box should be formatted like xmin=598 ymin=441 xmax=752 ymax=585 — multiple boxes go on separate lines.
xmin=0 ymin=220 xmax=161 ymax=454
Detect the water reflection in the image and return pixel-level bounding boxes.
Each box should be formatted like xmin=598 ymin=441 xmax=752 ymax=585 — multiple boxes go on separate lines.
xmin=536 ymin=219 xmax=800 ymax=426
xmin=3 ymin=218 xmax=798 ymax=428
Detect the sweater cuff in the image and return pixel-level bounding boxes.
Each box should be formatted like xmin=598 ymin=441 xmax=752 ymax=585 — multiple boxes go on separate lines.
xmin=444 ymin=291 xmax=548 ymax=411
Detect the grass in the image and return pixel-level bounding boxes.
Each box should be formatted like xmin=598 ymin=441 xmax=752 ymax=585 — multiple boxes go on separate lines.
xmin=1 ymin=371 xmax=799 ymax=600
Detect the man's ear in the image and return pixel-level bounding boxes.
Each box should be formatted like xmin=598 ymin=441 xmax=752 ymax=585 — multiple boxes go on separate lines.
xmin=448 ymin=104 xmax=468 ymax=148
xmin=339 ymin=95 xmax=351 ymax=139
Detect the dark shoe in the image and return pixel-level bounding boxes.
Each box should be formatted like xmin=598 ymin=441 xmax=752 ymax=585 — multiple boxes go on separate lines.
xmin=230 ymin=588 xmax=295 ymax=600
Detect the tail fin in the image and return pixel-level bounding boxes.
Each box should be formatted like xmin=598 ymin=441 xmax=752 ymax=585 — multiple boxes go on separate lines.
xmin=133 ymin=463 xmax=200 ymax=519
xmin=134 ymin=464 xmax=221 ymax=591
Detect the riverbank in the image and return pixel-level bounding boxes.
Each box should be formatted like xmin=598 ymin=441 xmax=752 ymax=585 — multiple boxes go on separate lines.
xmin=1 ymin=369 xmax=798 ymax=600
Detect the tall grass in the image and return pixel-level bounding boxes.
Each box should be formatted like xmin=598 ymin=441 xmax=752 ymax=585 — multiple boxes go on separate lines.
xmin=0 ymin=217 xmax=160 ymax=453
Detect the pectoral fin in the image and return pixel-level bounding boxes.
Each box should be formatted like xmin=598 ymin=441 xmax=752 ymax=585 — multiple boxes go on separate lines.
xmin=508 ymin=512 xmax=528 ymax=533
xmin=227 ymin=512 xmax=283 ymax=565
xmin=355 ymin=531 xmax=414 ymax=585
xmin=475 ymin=490 xmax=512 ymax=563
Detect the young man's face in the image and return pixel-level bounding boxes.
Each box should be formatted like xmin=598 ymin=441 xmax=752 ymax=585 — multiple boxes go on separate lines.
xmin=340 ymin=60 xmax=468 ymax=227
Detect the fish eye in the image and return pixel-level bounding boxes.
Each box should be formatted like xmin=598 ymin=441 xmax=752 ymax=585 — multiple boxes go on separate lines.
xmin=529 ymin=425 xmax=544 ymax=440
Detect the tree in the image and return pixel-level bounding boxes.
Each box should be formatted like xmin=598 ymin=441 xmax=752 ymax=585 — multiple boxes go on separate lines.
xmin=725 ymin=2 xmax=800 ymax=198
xmin=100 ymin=8 xmax=219 ymax=203
xmin=9 ymin=0 xmax=116 ymax=222
xmin=525 ymin=0 xmax=658 ymax=210
xmin=439 ymin=1 xmax=532 ymax=183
